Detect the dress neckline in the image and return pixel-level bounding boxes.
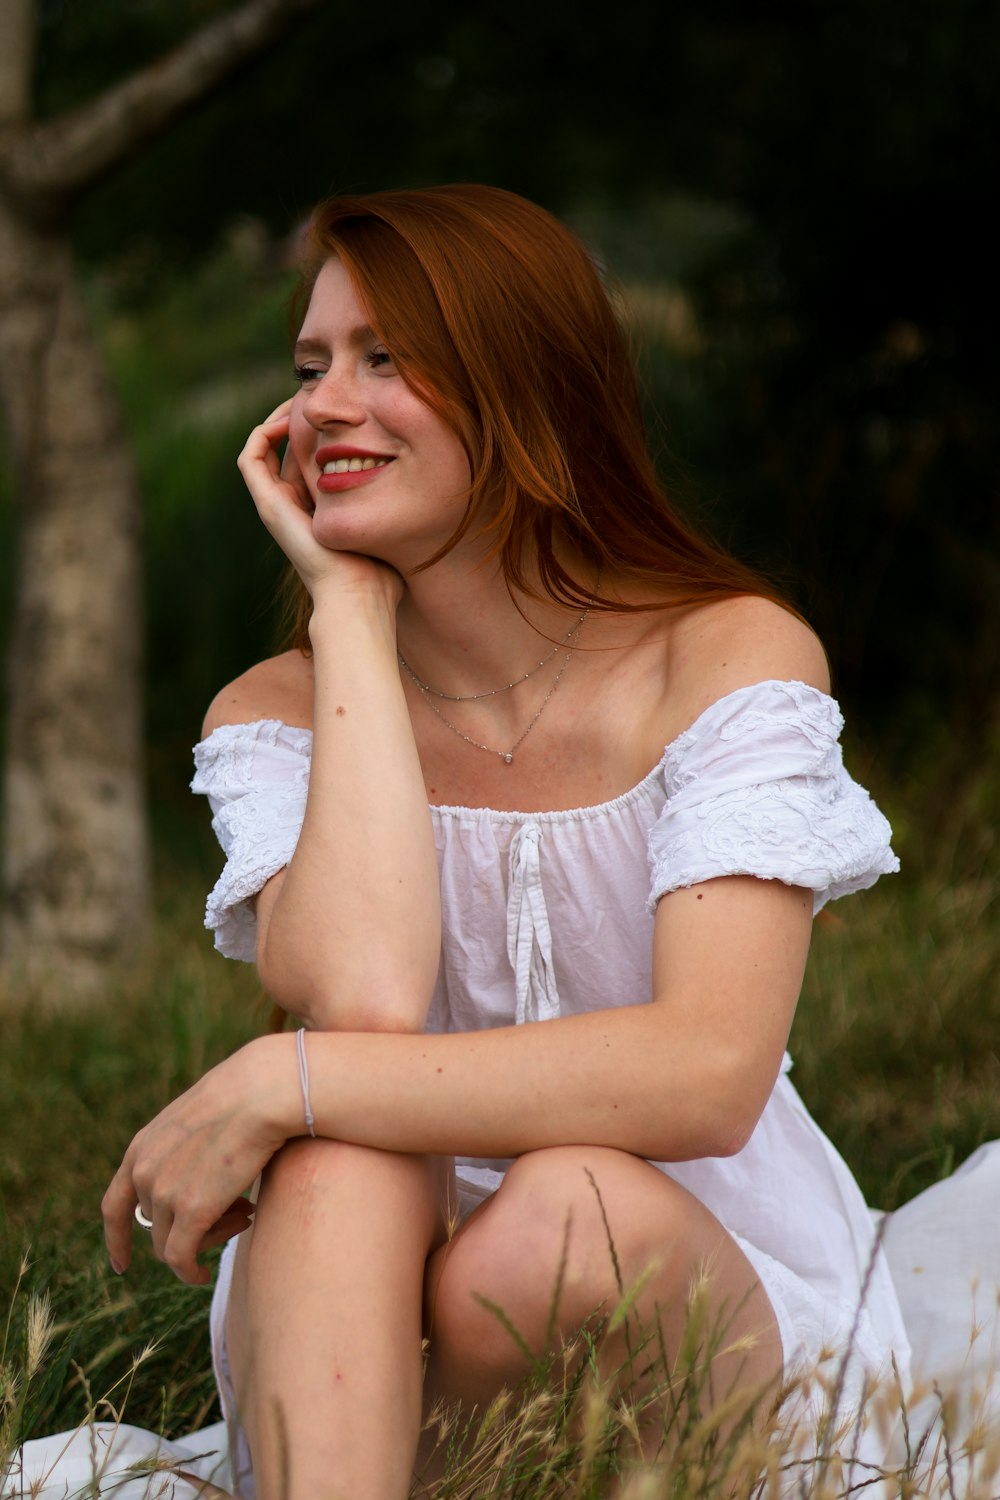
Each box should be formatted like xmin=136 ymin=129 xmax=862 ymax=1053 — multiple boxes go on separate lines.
xmin=197 ymin=678 xmax=833 ymax=824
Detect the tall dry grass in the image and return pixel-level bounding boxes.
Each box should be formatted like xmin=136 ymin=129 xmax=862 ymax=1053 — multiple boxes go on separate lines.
xmin=1 ymin=790 xmax=997 ymax=1493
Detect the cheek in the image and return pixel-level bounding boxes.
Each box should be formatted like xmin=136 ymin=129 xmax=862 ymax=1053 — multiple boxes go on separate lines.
xmin=420 ymin=422 xmax=472 ymax=491
xmin=287 ymin=399 xmax=312 ymax=459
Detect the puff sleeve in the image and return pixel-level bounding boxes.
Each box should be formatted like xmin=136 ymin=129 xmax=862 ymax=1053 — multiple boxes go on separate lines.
xmin=647 ymin=680 xmax=899 ymax=914
xmin=191 ymin=719 xmax=313 ymax=960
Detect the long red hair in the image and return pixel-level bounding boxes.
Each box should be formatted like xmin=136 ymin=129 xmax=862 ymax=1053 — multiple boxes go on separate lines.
xmin=284 ymin=184 xmax=789 ymax=646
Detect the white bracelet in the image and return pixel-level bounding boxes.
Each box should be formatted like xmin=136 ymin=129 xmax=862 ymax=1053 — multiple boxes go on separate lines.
xmin=295 ymin=1027 xmax=317 ymax=1139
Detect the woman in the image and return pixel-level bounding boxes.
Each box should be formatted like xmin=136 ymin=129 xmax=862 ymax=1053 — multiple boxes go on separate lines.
xmin=102 ymin=184 xmax=910 ymax=1499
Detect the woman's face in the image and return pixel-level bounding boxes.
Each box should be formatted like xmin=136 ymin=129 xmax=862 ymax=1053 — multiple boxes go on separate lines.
xmin=288 ymin=258 xmax=473 ymax=570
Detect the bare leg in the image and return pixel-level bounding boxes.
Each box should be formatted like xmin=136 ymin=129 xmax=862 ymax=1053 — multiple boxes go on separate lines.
xmin=424 ymin=1148 xmax=782 ymax=1475
xmin=226 ymin=1139 xmax=450 ymax=1500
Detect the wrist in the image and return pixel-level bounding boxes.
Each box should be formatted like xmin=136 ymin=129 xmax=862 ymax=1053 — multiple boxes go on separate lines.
xmin=308 ymin=588 xmax=399 ymax=649
xmin=308 ymin=606 xmax=400 ymax=671
xmin=248 ymin=1032 xmax=307 ymax=1138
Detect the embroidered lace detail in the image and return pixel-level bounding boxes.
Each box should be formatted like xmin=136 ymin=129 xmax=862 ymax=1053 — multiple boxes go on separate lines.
xmin=647 ymin=680 xmax=899 ymax=913
xmin=191 ymin=719 xmax=313 ymax=961
xmin=190 ymin=681 xmax=899 ymax=964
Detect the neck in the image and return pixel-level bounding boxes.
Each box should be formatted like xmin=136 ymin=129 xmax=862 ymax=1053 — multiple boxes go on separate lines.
xmin=395 ymin=554 xmax=597 ymax=698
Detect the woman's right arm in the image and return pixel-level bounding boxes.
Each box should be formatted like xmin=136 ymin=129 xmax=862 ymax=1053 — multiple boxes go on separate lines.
xmin=210 ymin=406 xmax=440 ymax=1033
xmin=257 ymin=593 xmax=439 ymax=1031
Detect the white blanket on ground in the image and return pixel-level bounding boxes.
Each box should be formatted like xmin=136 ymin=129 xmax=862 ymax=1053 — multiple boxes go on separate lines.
xmin=4 ymin=1419 xmax=232 ymax=1498
xmin=6 ymin=1140 xmax=1000 ymax=1500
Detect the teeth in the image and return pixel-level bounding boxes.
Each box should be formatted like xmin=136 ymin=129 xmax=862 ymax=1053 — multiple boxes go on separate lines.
xmin=322 ymin=457 xmax=389 ymax=474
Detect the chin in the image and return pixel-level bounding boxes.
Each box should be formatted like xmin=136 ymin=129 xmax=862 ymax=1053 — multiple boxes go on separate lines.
xmin=311 ymin=516 xmax=442 ymax=572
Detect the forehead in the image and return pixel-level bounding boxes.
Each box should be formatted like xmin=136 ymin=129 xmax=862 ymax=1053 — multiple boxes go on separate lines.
xmin=298 ymin=258 xmax=374 ymax=341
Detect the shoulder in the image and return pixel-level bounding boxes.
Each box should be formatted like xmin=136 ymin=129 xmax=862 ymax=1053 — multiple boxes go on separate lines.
xmin=664 ymin=595 xmax=830 ymax=729
xmin=201 ymin=649 xmax=314 ymax=739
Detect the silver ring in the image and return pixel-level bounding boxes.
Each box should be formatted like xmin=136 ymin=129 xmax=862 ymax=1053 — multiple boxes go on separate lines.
xmin=134 ymin=1203 xmax=154 ymax=1231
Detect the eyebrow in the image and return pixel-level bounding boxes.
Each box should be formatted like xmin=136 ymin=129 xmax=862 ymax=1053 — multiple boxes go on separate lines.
xmin=293 ymin=324 xmax=377 ymax=357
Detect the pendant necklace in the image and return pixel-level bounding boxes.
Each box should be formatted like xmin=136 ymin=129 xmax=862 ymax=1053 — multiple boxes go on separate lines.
xmin=397 ymin=590 xmax=596 ymax=765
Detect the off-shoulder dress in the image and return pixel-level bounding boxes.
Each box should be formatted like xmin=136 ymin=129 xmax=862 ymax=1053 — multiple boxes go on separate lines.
xmin=191 ymin=679 xmax=912 ymax=1488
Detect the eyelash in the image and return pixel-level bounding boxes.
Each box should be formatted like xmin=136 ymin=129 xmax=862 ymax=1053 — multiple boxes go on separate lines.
xmin=293 ymin=348 xmax=393 ymax=384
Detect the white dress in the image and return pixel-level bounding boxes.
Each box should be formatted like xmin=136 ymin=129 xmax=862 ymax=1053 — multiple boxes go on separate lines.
xmin=11 ymin=678 xmax=1000 ymax=1500
xmin=190 ymin=678 xmax=912 ymax=1491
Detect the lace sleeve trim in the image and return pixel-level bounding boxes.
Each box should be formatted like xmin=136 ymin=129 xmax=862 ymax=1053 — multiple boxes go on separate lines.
xmin=647 ymin=681 xmax=899 ymax=914
xmin=191 ymin=720 xmax=313 ymax=961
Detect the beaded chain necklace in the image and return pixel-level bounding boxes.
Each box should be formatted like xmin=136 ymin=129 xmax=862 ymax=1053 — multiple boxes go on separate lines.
xmin=397 ymin=590 xmax=596 ymax=765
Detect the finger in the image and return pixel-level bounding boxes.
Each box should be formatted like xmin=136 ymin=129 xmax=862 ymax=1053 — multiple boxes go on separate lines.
xmin=162 ymin=1216 xmax=214 ymax=1287
xmin=278 ymin=440 xmax=314 ymax=516
xmin=237 ymin=422 xmax=296 ymax=503
xmin=197 ymin=1206 xmax=256 ymax=1255
xmin=159 ymin=1193 xmax=250 ymax=1285
xmin=238 ymin=418 xmax=288 ymax=470
xmin=101 ymin=1160 xmax=139 ymax=1274
xmin=279 ymin=438 xmax=305 ymax=488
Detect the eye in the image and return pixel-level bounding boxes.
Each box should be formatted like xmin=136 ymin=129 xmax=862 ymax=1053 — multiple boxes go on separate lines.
xmin=293 ymin=363 xmax=325 ymax=385
xmin=364 ymin=345 xmax=395 ymax=372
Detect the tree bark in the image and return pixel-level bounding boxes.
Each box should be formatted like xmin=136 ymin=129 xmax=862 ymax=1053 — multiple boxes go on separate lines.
xmin=0 ymin=0 xmax=34 ymax=127
xmin=0 ymin=206 xmax=149 ymax=999
xmin=0 ymin=0 xmax=321 ymax=1005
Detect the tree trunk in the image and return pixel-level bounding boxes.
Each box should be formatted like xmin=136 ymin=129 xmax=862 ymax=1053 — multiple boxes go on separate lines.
xmin=0 ymin=0 xmax=321 ymax=1006
xmin=0 ymin=0 xmax=34 ymax=126
xmin=0 ymin=203 xmax=149 ymax=1001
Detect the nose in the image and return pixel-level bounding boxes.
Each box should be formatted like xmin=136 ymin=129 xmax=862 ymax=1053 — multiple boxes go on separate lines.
xmin=300 ymin=365 xmax=365 ymax=429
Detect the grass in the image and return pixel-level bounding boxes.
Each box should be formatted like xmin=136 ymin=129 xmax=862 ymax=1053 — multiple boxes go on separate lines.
xmin=1 ymin=812 xmax=998 ymax=1494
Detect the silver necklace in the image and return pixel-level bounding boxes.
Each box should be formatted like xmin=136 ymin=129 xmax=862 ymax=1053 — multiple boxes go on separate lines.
xmin=396 ymin=602 xmax=591 ymax=702
xmin=399 ymin=604 xmax=593 ymax=765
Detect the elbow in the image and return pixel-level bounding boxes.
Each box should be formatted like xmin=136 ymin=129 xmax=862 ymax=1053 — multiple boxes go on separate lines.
xmin=315 ymin=992 xmax=430 ymax=1034
xmin=698 ymin=1058 xmax=771 ymax=1158
xmin=653 ymin=1115 xmax=758 ymax=1163
xmin=643 ymin=1062 xmax=770 ymax=1163
xmin=257 ymin=943 xmax=429 ymax=1034
xmin=708 ymin=1110 xmax=759 ymax=1159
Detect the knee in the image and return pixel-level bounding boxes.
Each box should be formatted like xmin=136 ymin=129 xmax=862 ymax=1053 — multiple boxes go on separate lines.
xmin=489 ymin=1147 xmax=695 ymax=1293
xmin=431 ymin=1148 xmax=692 ymax=1359
xmin=261 ymin=1136 xmax=366 ymax=1196
xmin=260 ymin=1137 xmax=435 ymax=1214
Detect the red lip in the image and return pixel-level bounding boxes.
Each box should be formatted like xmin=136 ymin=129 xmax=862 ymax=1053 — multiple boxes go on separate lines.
xmin=314 ymin=445 xmax=395 ymax=494
xmin=315 ymin=444 xmax=396 ymax=466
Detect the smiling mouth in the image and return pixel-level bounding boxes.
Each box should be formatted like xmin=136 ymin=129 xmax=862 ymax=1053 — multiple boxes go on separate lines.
xmin=321 ymin=456 xmax=392 ymax=475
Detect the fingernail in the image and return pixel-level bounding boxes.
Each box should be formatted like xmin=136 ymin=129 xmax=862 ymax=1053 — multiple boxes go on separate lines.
xmin=110 ymin=1257 xmax=125 ymax=1275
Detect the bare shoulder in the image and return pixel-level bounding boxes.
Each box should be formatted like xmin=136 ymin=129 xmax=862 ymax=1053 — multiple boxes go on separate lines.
xmin=201 ymin=649 xmax=314 ymax=738
xmin=667 ymin=595 xmax=830 ymax=725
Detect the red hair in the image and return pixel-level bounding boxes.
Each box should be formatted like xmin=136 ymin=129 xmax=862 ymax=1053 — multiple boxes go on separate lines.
xmin=284 ymin=184 xmax=790 ymax=645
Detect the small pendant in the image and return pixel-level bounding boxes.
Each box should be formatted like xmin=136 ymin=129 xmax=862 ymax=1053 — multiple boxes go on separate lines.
xmin=502 ymin=752 xmax=514 ymax=764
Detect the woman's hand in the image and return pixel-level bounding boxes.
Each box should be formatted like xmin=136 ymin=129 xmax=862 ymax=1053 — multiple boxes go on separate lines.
xmin=238 ymin=401 xmax=403 ymax=612
xmin=102 ymin=1035 xmax=298 ymax=1286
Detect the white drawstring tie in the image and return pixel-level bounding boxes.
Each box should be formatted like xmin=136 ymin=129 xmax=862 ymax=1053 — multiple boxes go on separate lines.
xmin=507 ymin=822 xmax=562 ymax=1025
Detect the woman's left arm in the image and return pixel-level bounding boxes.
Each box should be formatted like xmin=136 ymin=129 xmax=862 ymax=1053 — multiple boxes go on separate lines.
xmin=290 ymin=870 xmax=812 ymax=1163
xmin=103 ymin=871 xmax=810 ymax=1282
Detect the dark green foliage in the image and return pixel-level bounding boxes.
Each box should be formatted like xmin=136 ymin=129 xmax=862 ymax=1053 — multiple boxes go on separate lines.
xmin=28 ymin=0 xmax=995 ymax=777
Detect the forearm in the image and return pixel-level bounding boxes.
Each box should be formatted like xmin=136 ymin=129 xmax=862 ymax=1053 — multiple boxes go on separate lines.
xmin=258 ymin=593 xmax=440 ymax=1030
xmin=261 ymin=1000 xmax=779 ymax=1165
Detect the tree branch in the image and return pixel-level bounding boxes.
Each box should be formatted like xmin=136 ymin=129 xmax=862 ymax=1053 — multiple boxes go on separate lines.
xmin=0 ymin=0 xmax=322 ymax=216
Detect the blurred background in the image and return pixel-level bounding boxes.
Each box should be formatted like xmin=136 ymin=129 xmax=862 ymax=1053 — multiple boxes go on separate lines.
xmin=2 ymin=0 xmax=998 ymax=871
xmin=0 ymin=0 xmax=998 ymax=1444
